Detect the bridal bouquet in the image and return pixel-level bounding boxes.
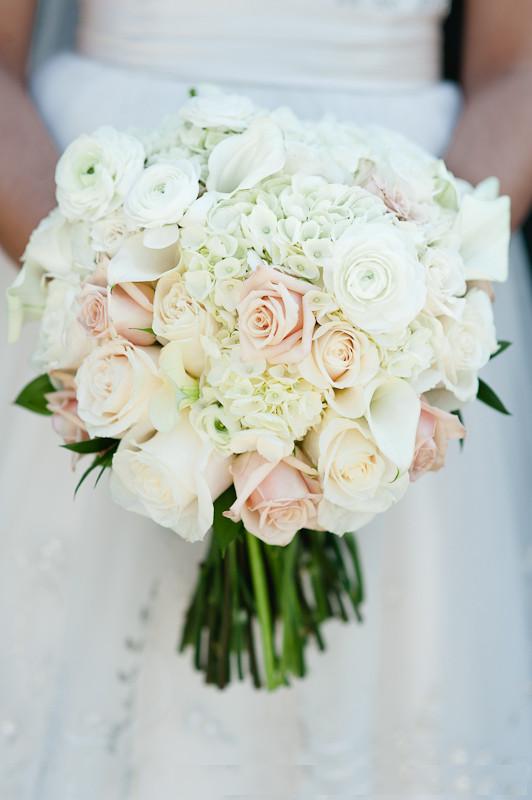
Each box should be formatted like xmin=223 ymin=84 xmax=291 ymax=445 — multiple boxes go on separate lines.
xmin=8 ymin=89 xmax=510 ymax=689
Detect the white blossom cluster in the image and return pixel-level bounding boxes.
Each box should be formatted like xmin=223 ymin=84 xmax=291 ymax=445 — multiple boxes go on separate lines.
xmin=8 ymin=88 xmax=509 ymax=544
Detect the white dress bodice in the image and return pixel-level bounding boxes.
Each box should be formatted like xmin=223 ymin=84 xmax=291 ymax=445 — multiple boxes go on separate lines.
xmin=78 ymin=0 xmax=451 ymax=89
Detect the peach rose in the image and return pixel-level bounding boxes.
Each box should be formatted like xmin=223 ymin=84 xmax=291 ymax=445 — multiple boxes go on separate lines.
xmin=46 ymin=372 xmax=88 ymax=445
xmin=410 ymin=399 xmax=465 ymax=481
xmin=225 ymin=450 xmax=321 ymax=545
xmin=109 ymin=282 xmax=156 ymax=346
xmin=237 ymin=265 xmax=315 ymax=364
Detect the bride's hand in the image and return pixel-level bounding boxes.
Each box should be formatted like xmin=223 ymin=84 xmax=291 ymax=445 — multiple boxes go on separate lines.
xmin=445 ymin=0 xmax=532 ymax=230
xmin=0 ymin=0 xmax=58 ymax=263
xmin=467 ymin=280 xmax=495 ymax=302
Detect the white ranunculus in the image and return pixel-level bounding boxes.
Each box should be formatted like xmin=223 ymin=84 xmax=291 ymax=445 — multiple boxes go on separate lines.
xmin=190 ymin=402 xmax=241 ymax=452
xmin=56 ymin=127 xmax=145 ymax=221
xmin=76 ymin=339 xmax=159 ymax=438
xmin=33 ymin=278 xmax=94 ymax=371
xmin=381 ymin=313 xmax=443 ymax=392
xmin=110 ymin=415 xmax=232 ymax=541
xmin=422 ymin=245 xmax=466 ymax=318
xmin=180 ymin=89 xmax=256 ymax=131
xmin=108 ymin=232 xmax=180 ymax=284
xmin=207 ymin=118 xmax=286 ymax=194
xmin=438 ymin=288 xmax=498 ymax=402
xmin=324 ymin=223 xmax=426 ymax=335
xmin=304 ymin=410 xmax=409 ymax=534
xmin=124 ymin=161 xmax=199 ymax=228
xmin=152 ymin=268 xmax=215 ymax=376
xmin=457 ymin=179 xmax=510 ymax=282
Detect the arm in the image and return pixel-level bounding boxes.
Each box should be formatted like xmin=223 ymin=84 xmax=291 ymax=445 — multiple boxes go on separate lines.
xmin=445 ymin=0 xmax=532 ymax=229
xmin=0 ymin=0 xmax=58 ymax=262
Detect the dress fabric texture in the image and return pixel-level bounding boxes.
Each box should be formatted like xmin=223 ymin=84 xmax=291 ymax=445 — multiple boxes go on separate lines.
xmin=1 ymin=0 xmax=532 ymax=797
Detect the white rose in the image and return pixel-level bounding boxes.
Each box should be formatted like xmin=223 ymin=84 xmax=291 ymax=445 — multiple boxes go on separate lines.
xmin=304 ymin=410 xmax=409 ymax=534
xmin=124 ymin=161 xmax=199 ymax=228
xmin=180 ymin=89 xmax=256 ymax=130
xmin=110 ymin=415 xmax=232 ymax=541
xmin=438 ymin=288 xmax=498 ymax=402
xmin=152 ymin=268 xmax=215 ymax=377
xmin=33 ymin=278 xmax=94 ymax=371
xmin=56 ymin=127 xmax=145 ymax=221
xmin=299 ymin=320 xmax=379 ymax=390
xmin=76 ymin=339 xmax=159 ymax=438
xmin=324 ymin=223 xmax=426 ymax=335
xmin=91 ymin=210 xmax=129 ymax=256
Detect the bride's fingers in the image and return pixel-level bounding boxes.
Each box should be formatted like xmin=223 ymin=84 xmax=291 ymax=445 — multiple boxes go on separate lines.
xmin=467 ymin=279 xmax=495 ymax=302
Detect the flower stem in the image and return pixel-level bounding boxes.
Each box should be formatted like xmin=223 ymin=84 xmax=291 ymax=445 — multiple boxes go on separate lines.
xmin=245 ymin=531 xmax=279 ymax=690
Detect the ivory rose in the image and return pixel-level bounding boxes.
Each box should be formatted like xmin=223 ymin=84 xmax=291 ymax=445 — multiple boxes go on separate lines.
xmin=110 ymin=414 xmax=232 ymax=541
xmin=108 ymin=282 xmax=156 ymax=346
xmin=225 ymin=451 xmax=321 ymax=545
xmin=299 ymin=320 xmax=379 ymax=390
xmin=152 ymin=268 xmax=214 ymax=377
xmin=76 ymin=339 xmax=159 ymax=438
xmin=304 ymin=410 xmax=409 ymax=534
xmin=410 ymin=400 xmax=465 ymax=481
xmin=238 ymin=265 xmax=315 ymax=364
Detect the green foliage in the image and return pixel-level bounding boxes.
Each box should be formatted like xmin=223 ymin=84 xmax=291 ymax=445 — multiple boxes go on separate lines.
xmin=72 ymin=439 xmax=120 ymax=495
xmin=490 ymin=340 xmax=512 ymax=360
xmin=14 ymin=374 xmax=55 ymax=416
xmin=62 ymin=437 xmax=118 ymax=454
xmin=477 ymin=378 xmax=511 ymax=416
xmin=212 ymin=486 xmax=243 ymax=555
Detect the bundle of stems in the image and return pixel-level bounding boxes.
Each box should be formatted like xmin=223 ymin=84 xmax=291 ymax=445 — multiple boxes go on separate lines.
xmin=179 ymin=528 xmax=364 ymax=690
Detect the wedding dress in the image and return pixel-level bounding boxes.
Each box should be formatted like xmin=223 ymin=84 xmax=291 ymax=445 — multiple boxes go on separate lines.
xmin=1 ymin=1 xmax=532 ymax=797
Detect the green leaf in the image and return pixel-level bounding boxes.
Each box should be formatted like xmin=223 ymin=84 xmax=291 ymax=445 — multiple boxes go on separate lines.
xmin=74 ymin=441 xmax=119 ymax=495
xmin=477 ymin=378 xmax=511 ymax=416
xmin=451 ymin=409 xmax=465 ymax=450
xmin=130 ymin=327 xmax=155 ymax=335
xmin=188 ymin=86 xmax=197 ymax=97
xmin=62 ymin=437 xmax=118 ymax=454
xmin=490 ymin=340 xmax=512 ymax=360
xmin=213 ymin=486 xmax=242 ymax=555
xmin=14 ymin=373 xmax=55 ymax=416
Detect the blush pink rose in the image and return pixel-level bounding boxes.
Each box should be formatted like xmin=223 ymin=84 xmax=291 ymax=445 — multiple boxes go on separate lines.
xmin=410 ymin=399 xmax=465 ymax=481
xmin=109 ymin=282 xmax=156 ymax=346
xmin=46 ymin=372 xmax=89 ymax=445
xmin=237 ymin=265 xmax=315 ymax=364
xmin=78 ymin=284 xmax=109 ymax=338
xmin=225 ymin=450 xmax=322 ymax=545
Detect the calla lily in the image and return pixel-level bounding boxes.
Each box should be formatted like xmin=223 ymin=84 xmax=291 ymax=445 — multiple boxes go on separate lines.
xmin=108 ymin=232 xmax=180 ymax=284
xmin=365 ymin=377 xmax=420 ymax=471
xmin=142 ymin=225 xmax=180 ymax=249
xmin=458 ymin=180 xmax=510 ymax=282
xmin=150 ymin=341 xmax=199 ymax=432
xmin=7 ymin=261 xmax=47 ymax=342
xmin=207 ymin=118 xmax=286 ymax=194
